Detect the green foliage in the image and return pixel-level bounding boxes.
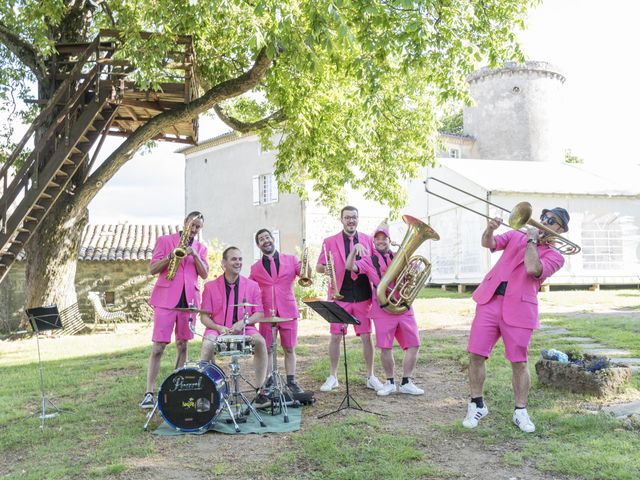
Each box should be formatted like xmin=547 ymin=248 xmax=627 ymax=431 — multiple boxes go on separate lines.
xmin=564 ymin=148 xmax=584 ymax=164
xmin=0 ymin=0 xmax=536 ymax=211
xmin=439 ymin=108 xmax=465 ymax=135
xmin=205 ymin=237 xmax=225 ymax=280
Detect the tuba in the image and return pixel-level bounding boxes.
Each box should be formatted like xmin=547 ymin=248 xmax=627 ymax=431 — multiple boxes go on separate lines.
xmin=323 ymin=244 xmax=344 ymax=300
xmin=377 ymin=215 xmax=440 ymax=314
xmin=166 ymin=215 xmax=200 ymax=280
xmin=297 ymin=245 xmax=313 ymax=287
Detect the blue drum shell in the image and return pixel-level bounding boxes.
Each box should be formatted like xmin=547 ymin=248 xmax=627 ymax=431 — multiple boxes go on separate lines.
xmin=158 ymin=362 xmax=227 ymax=432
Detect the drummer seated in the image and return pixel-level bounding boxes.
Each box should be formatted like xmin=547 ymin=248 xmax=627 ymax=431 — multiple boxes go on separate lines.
xmin=199 ymin=247 xmax=269 ymax=406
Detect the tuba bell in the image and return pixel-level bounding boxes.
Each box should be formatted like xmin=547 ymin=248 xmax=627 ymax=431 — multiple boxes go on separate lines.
xmin=377 ymin=215 xmax=440 ymax=314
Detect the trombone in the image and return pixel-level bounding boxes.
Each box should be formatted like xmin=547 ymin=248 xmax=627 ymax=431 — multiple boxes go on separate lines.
xmin=424 ymin=176 xmax=581 ymax=255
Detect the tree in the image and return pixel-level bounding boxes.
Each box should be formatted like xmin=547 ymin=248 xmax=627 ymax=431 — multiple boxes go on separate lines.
xmin=0 ymin=0 xmax=536 ymax=312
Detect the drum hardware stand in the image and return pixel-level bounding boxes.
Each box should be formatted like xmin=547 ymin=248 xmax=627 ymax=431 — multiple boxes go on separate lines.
xmin=221 ymin=353 xmax=266 ymax=432
xmin=25 ymin=306 xmax=64 ymax=429
xmin=218 ymin=307 xmax=265 ymax=431
xmin=263 ymin=300 xmax=299 ymax=422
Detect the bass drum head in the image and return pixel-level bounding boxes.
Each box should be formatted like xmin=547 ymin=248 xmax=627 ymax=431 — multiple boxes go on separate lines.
xmin=158 ymin=362 xmax=227 ymax=432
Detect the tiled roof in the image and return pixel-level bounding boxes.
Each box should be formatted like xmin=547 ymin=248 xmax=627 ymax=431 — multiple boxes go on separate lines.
xmin=78 ymin=224 xmax=180 ymax=261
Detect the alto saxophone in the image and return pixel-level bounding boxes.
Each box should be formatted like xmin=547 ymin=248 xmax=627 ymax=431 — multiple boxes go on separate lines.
xmin=297 ymin=246 xmax=313 ymax=287
xmin=323 ymin=244 xmax=344 ymax=300
xmin=166 ymin=215 xmax=199 ymax=280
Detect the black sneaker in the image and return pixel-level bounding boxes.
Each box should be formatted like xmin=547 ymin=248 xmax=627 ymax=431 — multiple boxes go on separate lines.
xmin=253 ymin=392 xmax=271 ymax=409
xmin=139 ymin=392 xmax=154 ymax=409
xmin=287 ymin=381 xmax=304 ymax=395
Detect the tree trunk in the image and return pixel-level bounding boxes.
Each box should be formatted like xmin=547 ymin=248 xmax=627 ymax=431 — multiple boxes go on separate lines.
xmin=24 ymin=193 xmax=88 ymax=311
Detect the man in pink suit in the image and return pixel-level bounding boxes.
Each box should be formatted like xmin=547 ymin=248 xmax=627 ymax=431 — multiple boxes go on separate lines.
xmin=249 ymin=229 xmax=310 ymax=394
xmin=462 ymin=207 xmax=569 ymax=433
xmin=140 ymin=211 xmax=209 ymax=409
xmin=316 ymin=206 xmax=384 ymax=392
xmin=346 ymin=223 xmax=424 ymax=397
xmin=200 ymin=246 xmax=268 ymax=404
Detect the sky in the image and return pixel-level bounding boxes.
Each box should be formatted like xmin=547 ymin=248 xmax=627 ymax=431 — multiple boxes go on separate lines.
xmin=88 ymin=0 xmax=640 ymax=224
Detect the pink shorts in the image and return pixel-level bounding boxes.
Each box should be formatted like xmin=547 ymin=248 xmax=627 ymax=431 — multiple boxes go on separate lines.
xmin=152 ymin=307 xmax=195 ymax=343
xmin=259 ymin=319 xmax=298 ymax=349
xmin=330 ymin=300 xmax=372 ymax=336
xmin=373 ymin=313 xmax=421 ymax=350
xmin=467 ymin=295 xmax=533 ymax=363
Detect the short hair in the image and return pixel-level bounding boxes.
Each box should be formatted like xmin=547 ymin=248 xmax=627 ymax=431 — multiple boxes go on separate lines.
xmin=222 ymin=246 xmax=241 ymax=260
xmin=340 ymin=206 xmax=358 ymax=218
xmin=255 ymin=228 xmax=272 ymax=245
xmin=185 ymin=211 xmax=203 ymax=223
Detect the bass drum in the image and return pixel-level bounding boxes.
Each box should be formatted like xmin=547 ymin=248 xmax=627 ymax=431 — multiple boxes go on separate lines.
xmin=158 ymin=361 xmax=227 ymax=432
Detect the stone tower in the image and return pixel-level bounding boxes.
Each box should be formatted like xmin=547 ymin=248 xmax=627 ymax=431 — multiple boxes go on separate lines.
xmin=463 ymin=61 xmax=566 ymax=162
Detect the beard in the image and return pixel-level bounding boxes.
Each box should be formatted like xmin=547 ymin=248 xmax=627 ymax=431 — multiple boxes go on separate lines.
xmin=260 ymin=244 xmax=275 ymax=255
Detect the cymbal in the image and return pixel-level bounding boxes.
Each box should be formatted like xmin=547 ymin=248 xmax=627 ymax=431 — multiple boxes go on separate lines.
xmin=261 ymin=316 xmax=292 ymax=323
xmin=232 ymin=302 xmax=258 ymax=307
xmin=171 ymin=307 xmax=212 ymax=315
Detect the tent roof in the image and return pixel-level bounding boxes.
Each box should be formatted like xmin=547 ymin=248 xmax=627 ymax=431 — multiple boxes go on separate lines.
xmin=434 ymin=159 xmax=640 ymax=197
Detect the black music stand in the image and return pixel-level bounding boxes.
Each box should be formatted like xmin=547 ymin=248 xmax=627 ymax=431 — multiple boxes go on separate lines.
xmin=303 ymin=299 xmax=381 ymax=419
xmin=25 ymin=305 xmax=63 ymax=427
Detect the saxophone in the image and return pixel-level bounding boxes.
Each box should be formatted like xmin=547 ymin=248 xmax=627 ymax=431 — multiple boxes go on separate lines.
xmin=323 ymin=244 xmax=344 ymax=300
xmin=166 ymin=216 xmax=199 ymax=280
xmin=297 ymin=246 xmax=313 ymax=287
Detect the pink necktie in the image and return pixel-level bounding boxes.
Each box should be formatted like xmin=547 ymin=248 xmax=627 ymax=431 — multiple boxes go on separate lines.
xmin=349 ymin=236 xmax=357 ymax=280
xmin=225 ymin=283 xmax=235 ymax=328
xmin=269 ymin=255 xmax=277 ymax=278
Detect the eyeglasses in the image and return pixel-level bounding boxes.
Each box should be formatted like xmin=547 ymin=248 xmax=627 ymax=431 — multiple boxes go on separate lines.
xmin=343 ymin=215 xmax=358 ymax=221
xmin=540 ymin=214 xmax=563 ymax=228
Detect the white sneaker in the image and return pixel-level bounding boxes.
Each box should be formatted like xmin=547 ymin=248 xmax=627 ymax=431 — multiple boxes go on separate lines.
xmin=399 ymin=380 xmax=424 ymax=395
xmin=320 ymin=375 xmax=339 ymax=392
xmin=367 ymin=375 xmax=384 ymax=391
xmin=513 ymin=408 xmax=536 ymax=433
xmin=462 ymin=402 xmax=489 ymax=428
xmin=376 ymin=381 xmax=397 ymax=396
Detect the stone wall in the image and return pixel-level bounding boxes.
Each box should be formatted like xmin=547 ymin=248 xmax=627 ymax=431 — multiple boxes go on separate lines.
xmin=0 ymin=261 xmax=155 ymax=334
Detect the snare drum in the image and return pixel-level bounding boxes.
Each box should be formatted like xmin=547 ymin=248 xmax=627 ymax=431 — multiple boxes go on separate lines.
xmin=158 ymin=361 xmax=227 ymax=432
xmin=216 ymin=335 xmax=254 ymax=357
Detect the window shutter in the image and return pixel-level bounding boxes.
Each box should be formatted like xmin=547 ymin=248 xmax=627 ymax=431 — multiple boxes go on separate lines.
xmin=252 ymin=175 xmax=260 ymax=205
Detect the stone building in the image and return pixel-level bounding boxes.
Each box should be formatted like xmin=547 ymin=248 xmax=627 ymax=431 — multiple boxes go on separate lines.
xmin=0 ymin=224 xmax=169 ymax=333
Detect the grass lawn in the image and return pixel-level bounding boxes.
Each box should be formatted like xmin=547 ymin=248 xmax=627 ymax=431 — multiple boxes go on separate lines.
xmin=1 ymin=289 xmax=639 ymax=479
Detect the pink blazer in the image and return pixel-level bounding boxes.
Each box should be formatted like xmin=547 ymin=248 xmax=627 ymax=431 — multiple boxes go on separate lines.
xmin=200 ymin=275 xmax=263 ymax=333
xmin=249 ymin=253 xmax=300 ymax=319
xmin=472 ymin=230 xmax=564 ymax=329
xmin=149 ymin=233 xmax=208 ymax=309
xmin=316 ymin=231 xmax=374 ymax=300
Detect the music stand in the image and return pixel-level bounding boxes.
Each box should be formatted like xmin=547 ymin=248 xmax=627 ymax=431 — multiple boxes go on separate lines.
xmin=303 ymin=299 xmax=381 ymax=419
xmin=25 ymin=305 xmax=63 ymax=427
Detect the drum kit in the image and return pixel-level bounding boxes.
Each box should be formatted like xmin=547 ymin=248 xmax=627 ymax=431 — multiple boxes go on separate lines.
xmin=144 ymin=302 xmax=294 ymax=433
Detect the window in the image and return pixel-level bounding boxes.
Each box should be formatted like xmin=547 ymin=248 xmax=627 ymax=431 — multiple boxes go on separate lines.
xmin=252 ymin=173 xmax=279 ymax=205
xmin=581 ymin=214 xmax=624 ymax=271
xmin=448 ymin=148 xmax=460 ymax=159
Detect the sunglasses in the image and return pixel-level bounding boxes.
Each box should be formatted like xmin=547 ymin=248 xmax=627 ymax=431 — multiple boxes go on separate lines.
xmin=540 ymin=214 xmax=563 ymax=228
